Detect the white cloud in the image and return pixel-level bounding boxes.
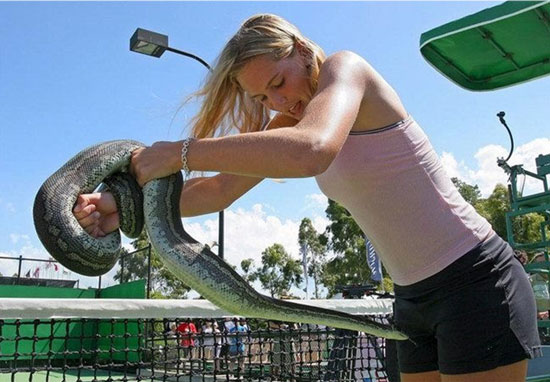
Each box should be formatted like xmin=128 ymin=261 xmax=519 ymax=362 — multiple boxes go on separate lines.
xmin=440 ymin=138 xmax=550 ymax=197
xmin=184 ymin=204 xmax=302 ymax=269
xmin=0 ymin=243 xmax=50 ymax=278
xmin=0 ymin=197 xmax=331 ymax=296
xmin=440 ymin=151 xmax=466 ymax=180
xmin=183 ymin=201 xmax=333 ymax=298
xmin=0 ymin=239 xmax=121 ymax=288
xmin=9 ymin=233 xmax=30 ymax=245
xmin=2 ymin=203 xmax=313 ymax=294
xmin=301 ymin=193 xmax=330 ymax=234
xmin=306 ymin=193 xmax=328 ymax=208
xmin=0 ymin=197 xmax=16 ymax=213
xmin=311 ymin=215 xmax=330 ymax=235
xmin=301 ymin=192 xmax=328 ymax=215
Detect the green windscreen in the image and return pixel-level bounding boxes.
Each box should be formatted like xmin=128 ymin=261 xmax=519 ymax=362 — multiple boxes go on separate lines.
xmin=420 ymin=1 xmax=550 ymax=91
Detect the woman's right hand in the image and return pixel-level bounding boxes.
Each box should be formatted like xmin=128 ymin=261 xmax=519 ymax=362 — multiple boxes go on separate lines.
xmin=73 ymin=192 xmax=119 ymax=238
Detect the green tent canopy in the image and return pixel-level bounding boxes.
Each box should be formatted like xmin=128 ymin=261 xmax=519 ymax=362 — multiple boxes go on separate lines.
xmin=420 ymin=1 xmax=550 ymax=91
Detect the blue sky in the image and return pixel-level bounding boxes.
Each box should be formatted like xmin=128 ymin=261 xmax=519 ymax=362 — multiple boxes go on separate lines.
xmin=1 ymin=2 xmax=549 ymax=293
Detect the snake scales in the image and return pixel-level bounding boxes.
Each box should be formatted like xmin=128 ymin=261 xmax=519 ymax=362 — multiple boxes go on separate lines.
xmin=33 ymin=140 xmax=407 ymax=340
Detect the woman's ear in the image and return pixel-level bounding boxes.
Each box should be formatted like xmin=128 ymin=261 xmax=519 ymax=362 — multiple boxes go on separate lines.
xmin=294 ymin=39 xmax=308 ymax=57
xmin=294 ymin=39 xmax=313 ymax=67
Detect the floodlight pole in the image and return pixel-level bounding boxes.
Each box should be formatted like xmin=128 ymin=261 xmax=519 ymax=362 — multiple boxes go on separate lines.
xmin=130 ymin=28 xmax=224 ymax=259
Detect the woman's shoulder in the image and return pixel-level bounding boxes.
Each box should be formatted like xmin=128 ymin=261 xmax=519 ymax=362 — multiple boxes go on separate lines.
xmin=323 ymin=51 xmax=370 ymax=69
xmin=323 ymin=52 xmax=408 ymax=131
xmin=320 ymin=51 xmax=377 ymax=83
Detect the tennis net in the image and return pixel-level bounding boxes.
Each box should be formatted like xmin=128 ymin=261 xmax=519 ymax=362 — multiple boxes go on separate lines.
xmin=0 ymin=298 xmax=398 ymax=382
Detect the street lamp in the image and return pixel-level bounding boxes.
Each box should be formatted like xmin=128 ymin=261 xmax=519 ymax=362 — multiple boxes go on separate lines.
xmin=129 ymin=27 xmax=224 ymax=259
xmin=130 ymin=28 xmax=211 ymax=70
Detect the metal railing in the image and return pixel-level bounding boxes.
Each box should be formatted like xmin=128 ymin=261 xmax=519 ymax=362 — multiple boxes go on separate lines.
xmin=0 ymin=244 xmax=152 ymax=296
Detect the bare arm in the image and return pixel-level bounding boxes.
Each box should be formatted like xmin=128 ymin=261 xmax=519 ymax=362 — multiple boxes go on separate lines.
xmin=180 ymin=174 xmax=262 ymax=216
xmin=74 ymin=174 xmax=263 ymax=236
xmin=190 ymin=53 xmax=368 ymax=178
xmin=74 ymin=113 xmax=296 ymax=235
xmin=131 ymin=52 xmax=371 ymax=185
xmin=180 ymin=113 xmax=298 ymax=216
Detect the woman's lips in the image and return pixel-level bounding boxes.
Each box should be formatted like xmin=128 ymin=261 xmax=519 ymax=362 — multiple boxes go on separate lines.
xmin=289 ymin=101 xmax=301 ymax=116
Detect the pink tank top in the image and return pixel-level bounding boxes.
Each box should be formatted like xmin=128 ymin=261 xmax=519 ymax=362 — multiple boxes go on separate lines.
xmin=315 ymin=117 xmax=495 ymax=286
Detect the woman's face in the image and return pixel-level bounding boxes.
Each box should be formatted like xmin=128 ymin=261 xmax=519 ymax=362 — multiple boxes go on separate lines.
xmin=237 ymin=50 xmax=312 ymax=120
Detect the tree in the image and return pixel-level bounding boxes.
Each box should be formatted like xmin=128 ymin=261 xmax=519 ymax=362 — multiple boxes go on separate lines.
xmin=240 ymin=258 xmax=257 ymax=283
xmin=452 ymin=178 xmax=509 ymax=240
xmin=116 ymin=230 xmax=191 ymax=299
xmin=320 ymin=178 xmax=545 ymax=298
xmin=475 ymin=183 xmax=510 ymax=240
xmin=476 ymin=183 xmax=545 ymax=246
xmin=298 ymin=218 xmax=327 ymax=298
xmin=452 ymin=177 xmax=481 ymax=205
xmin=452 ymin=179 xmax=545 ymax=250
xmin=323 ymin=200 xmax=364 ymax=254
xmin=321 ymin=199 xmax=384 ymax=296
xmin=513 ymin=212 xmax=546 ymax=248
xmin=253 ymin=244 xmax=303 ymax=298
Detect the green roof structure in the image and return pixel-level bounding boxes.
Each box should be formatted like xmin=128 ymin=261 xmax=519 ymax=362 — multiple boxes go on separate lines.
xmin=420 ymin=1 xmax=550 ymax=91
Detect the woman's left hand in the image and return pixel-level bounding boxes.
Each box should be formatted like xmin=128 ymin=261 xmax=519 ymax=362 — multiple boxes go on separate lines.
xmin=130 ymin=141 xmax=183 ymax=186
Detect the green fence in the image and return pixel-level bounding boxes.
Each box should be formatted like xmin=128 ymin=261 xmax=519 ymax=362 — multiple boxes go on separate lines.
xmin=0 ymin=280 xmax=146 ymax=363
xmin=0 ymin=285 xmax=96 ymax=298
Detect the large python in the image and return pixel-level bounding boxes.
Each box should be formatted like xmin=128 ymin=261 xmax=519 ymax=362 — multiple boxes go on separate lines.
xmin=33 ymin=140 xmax=408 ymax=341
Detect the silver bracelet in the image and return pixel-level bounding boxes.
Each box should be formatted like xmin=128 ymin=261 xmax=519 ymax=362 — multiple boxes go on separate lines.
xmin=180 ymin=138 xmax=195 ymax=178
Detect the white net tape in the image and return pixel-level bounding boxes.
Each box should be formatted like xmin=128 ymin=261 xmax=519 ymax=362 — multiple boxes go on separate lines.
xmin=0 ymin=297 xmax=393 ymax=319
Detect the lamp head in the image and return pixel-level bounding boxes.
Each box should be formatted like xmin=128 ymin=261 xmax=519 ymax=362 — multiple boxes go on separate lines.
xmin=130 ymin=28 xmax=168 ymax=58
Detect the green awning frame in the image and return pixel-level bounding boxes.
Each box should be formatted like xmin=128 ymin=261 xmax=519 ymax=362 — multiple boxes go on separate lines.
xmin=420 ymin=1 xmax=550 ymax=91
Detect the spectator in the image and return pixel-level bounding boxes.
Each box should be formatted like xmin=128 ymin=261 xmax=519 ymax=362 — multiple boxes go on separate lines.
xmin=163 ymin=320 xmax=173 ymax=335
xmin=212 ymin=321 xmax=222 ymax=372
xmin=530 ymin=252 xmax=550 ymax=316
xmin=530 ymin=252 xmax=550 ymax=344
xmin=201 ymin=320 xmax=215 ymax=357
xmin=223 ymin=317 xmax=236 ymax=332
xmin=219 ymin=317 xmax=236 ymax=369
xmin=514 ymin=250 xmax=528 ymax=265
xmin=238 ymin=318 xmax=249 ymax=331
xmin=228 ymin=319 xmax=248 ymax=374
xmin=159 ymin=321 xmax=178 ymax=366
xmin=200 ymin=320 xmax=221 ymax=372
xmin=269 ymin=321 xmax=296 ymax=381
xmin=532 ymin=251 xmax=549 ymax=267
xmin=176 ymin=319 xmax=197 ymax=372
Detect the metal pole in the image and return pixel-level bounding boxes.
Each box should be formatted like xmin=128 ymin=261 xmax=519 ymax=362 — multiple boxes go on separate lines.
xmin=147 ymin=244 xmax=152 ymax=299
xmin=218 ymin=210 xmax=224 ymax=259
xmin=165 ymin=46 xmax=211 ymax=70
xmin=17 ymin=255 xmax=22 ymax=284
xmin=120 ymin=253 xmax=125 ymax=284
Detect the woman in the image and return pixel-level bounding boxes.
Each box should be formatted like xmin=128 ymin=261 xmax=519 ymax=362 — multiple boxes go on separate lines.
xmin=74 ymin=14 xmax=540 ymax=382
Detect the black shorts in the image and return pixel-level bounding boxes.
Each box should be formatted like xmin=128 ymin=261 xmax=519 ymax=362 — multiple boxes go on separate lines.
xmin=394 ymin=234 xmax=542 ymax=375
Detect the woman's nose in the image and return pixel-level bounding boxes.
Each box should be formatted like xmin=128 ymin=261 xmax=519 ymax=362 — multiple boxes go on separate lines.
xmin=270 ymin=92 xmax=287 ymax=110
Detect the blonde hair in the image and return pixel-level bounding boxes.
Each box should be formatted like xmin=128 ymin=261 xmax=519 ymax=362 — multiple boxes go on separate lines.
xmin=190 ymin=14 xmax=326 ymax=138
